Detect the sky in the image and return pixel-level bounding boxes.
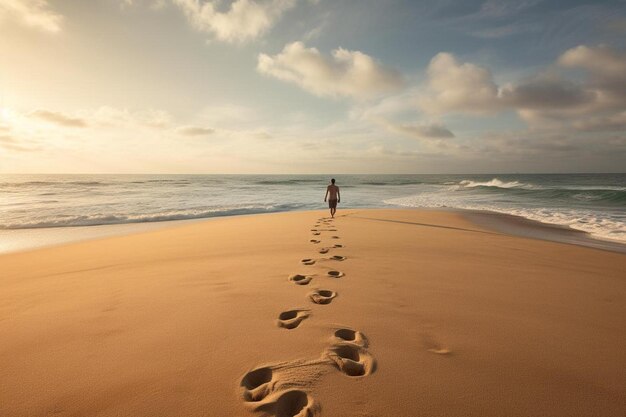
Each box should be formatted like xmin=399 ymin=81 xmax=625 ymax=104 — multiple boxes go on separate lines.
xmin=0 ymin=0 xmax=625 ymax=174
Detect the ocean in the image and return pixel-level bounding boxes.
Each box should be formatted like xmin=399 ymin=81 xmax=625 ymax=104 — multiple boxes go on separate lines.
xmin=1 ymin=173 xmax=624 ymax=244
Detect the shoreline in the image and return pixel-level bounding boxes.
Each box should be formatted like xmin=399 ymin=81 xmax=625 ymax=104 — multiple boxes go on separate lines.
xmin=1 ymin=207 xmax=624 ymax=256
xmin=460 ymin=209 xmax=626 ymax=254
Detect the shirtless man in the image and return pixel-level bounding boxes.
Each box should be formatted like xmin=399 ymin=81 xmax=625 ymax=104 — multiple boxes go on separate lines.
xmin=324 ymin=178 xmax=340 ymax=218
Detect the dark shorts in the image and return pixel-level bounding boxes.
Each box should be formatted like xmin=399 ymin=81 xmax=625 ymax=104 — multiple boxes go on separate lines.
xmin=328 ymin=199 xmax=338 ymax=209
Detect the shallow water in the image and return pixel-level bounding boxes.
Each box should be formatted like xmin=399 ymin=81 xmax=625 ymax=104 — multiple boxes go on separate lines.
xmin=1 ymin=173 xmax=624 ymax=243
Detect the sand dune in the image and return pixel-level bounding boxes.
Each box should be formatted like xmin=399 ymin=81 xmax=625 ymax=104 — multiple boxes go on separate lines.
xmin=1 ymin=209 xmax=625 ymax=416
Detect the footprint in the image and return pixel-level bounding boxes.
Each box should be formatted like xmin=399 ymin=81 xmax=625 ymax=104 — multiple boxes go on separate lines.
xmin=288 ymin=274 xmax=312 ymax=285
xmin=428 ymin=348 xmax=452 ymax=355
xmin=318 ymin=248 xmax=329 ymax=254
xmin=331 ymin=236 xmax=340 ymax=239
xmin=327 ymin=344 xmax=375 ymax=377
xmin=241 ymin=367 xmax=274 ymax=402
xmin=277 ymin=310 xmax=310 ymax=329
xmin=333 ymin=328 xmax=368 ymax=347
xmin=257 ymin=390 xmax=317 ymax=417
xmin=312 ymin=232 xmax=321 ymax=236
xmin=310 ymin=229 xmax=318 ymax=232
xmin=275 ymin=390 xmax=316 ymax=417
xmin=301 ymin=258 xmax=315 ymax=265
xmin=326 ymin=270 xmax=344 ymax=278
xmin=309 ymin=289 xmax=337 ymax=305
xmin=333 ymin=244 xmax=343 ymax=248
xmin=330 ymin=255 xmax=346 ymax=261
xmin=423 ymin=334 xmax=453 ymax=356
xmin=310 ymin=239 xmax=320 ymax=244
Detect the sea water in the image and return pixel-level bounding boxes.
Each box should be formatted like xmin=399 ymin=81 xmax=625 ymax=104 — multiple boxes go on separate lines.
xmin=1 ymin=174 xmax=624 ymax=243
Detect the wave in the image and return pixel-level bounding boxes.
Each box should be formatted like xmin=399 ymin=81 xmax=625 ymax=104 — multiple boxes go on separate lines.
xmin=571 ymin=191 xmax=626 ymax=203
xmin=0 ymin=204 xmax=304 ymax=230
xmin=254 ymin=179 xmax=323 ymax=185
xmin=452 ymin=178 xmax=626 ymax=205
xmin=458 ymin=178 xmax=531 ymax=189
xmin=0 ymin=180 xmax=107 ymax=187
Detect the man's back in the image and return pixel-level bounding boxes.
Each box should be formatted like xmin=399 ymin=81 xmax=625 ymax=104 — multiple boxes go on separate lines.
xmin=327 ymin=184 xmax=339 ymax=200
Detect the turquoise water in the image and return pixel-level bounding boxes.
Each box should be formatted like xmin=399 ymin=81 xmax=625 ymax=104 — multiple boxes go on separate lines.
xmin=0 ymin=174 xmax=624 ymax=242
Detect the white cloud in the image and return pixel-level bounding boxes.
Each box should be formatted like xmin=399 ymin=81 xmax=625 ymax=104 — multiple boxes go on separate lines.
xmin=0 ymin=0 xmax=62 ymax=32
xmin=419 ymin=52 xmax=500 ymax=114
xmin=257 ymin=41 xmax=405 ymax=99
xmin=558 ymin=45 xmax=626 ymax=77
xmin=172 ymin=0 xmax=295 ymax=43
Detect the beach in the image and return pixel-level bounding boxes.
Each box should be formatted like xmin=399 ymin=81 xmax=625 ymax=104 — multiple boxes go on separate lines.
xmin=1 ymin=209 xmax=625 ymax=417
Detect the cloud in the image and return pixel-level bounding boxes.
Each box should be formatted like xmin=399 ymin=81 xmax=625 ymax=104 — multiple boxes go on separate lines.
xmin=0 ymin=134 xmax=39 ymax=152
xmin=418 ymin=46 xmax=626 ymax=132
xmin=91 ymin=107 xmax=172 ymax=128
xmin=257 ymin=41 xmax=405 ymax=99
xmin=0 ymin=0 xmax=62 ymax=32
xmin=515 ymin=45 xmax=626 ymax=127
xmin=176 ymin=125 xmax=215 ymax=136
xmin=375 ymin=118 xmax=455 ymax=139
xmin=572 ymin=111 xmax=626 ymax=132
xmin=419 ymin=52 xmax=500 ymax=114
xmin=120 ymin=0 xmax=166 ymax=10
xmin=500 ymin=73 xmax=595 ymax=110
xmin=392 ymin=123 xmax=454 ymax=139
xmin=30 ymin=110 xmax=87 ymax=127
xmin=28 ymin=107 xmax=172 ymax=130
xmin=172 ymin=0 xmax=295 ymax=43
xmin=558 ymin=45 xmax=626 ymax=104
xmin=477 ymin=131 xmax=626 ymax=160
xmin=558 ymin=45 xmax=626 ymax=77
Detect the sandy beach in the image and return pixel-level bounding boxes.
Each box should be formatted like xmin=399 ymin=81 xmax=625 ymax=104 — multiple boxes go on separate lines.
xmin=1 ymin=209 xmax=624 ymax=417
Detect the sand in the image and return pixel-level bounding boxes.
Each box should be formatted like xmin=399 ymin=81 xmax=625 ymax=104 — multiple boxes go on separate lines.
xmin=0 ymin=209 xmax=624 ymax=417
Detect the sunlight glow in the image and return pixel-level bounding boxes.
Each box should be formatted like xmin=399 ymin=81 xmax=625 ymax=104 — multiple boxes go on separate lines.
xmin=0 ymin=107 xmax=13 ymax=122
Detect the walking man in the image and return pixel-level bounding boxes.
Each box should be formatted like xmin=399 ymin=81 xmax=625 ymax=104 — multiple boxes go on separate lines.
xmin=324 ymin=178 xmax=340 ymax=218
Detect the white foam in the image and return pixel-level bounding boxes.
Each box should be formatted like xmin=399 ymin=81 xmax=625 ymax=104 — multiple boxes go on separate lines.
xmin=385 ymin=194 xmax=626 ymax=243
xmin=458 ymin=178 xmax=532 ymax=189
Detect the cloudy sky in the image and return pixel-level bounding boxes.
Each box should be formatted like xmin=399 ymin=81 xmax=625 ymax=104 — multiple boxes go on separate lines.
xmin=1 ymin=0 xmax=625 ymax=173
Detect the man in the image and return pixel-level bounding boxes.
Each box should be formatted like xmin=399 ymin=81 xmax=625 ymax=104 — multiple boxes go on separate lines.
xmin=324 ymin=178 xmax=340 ymax=218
